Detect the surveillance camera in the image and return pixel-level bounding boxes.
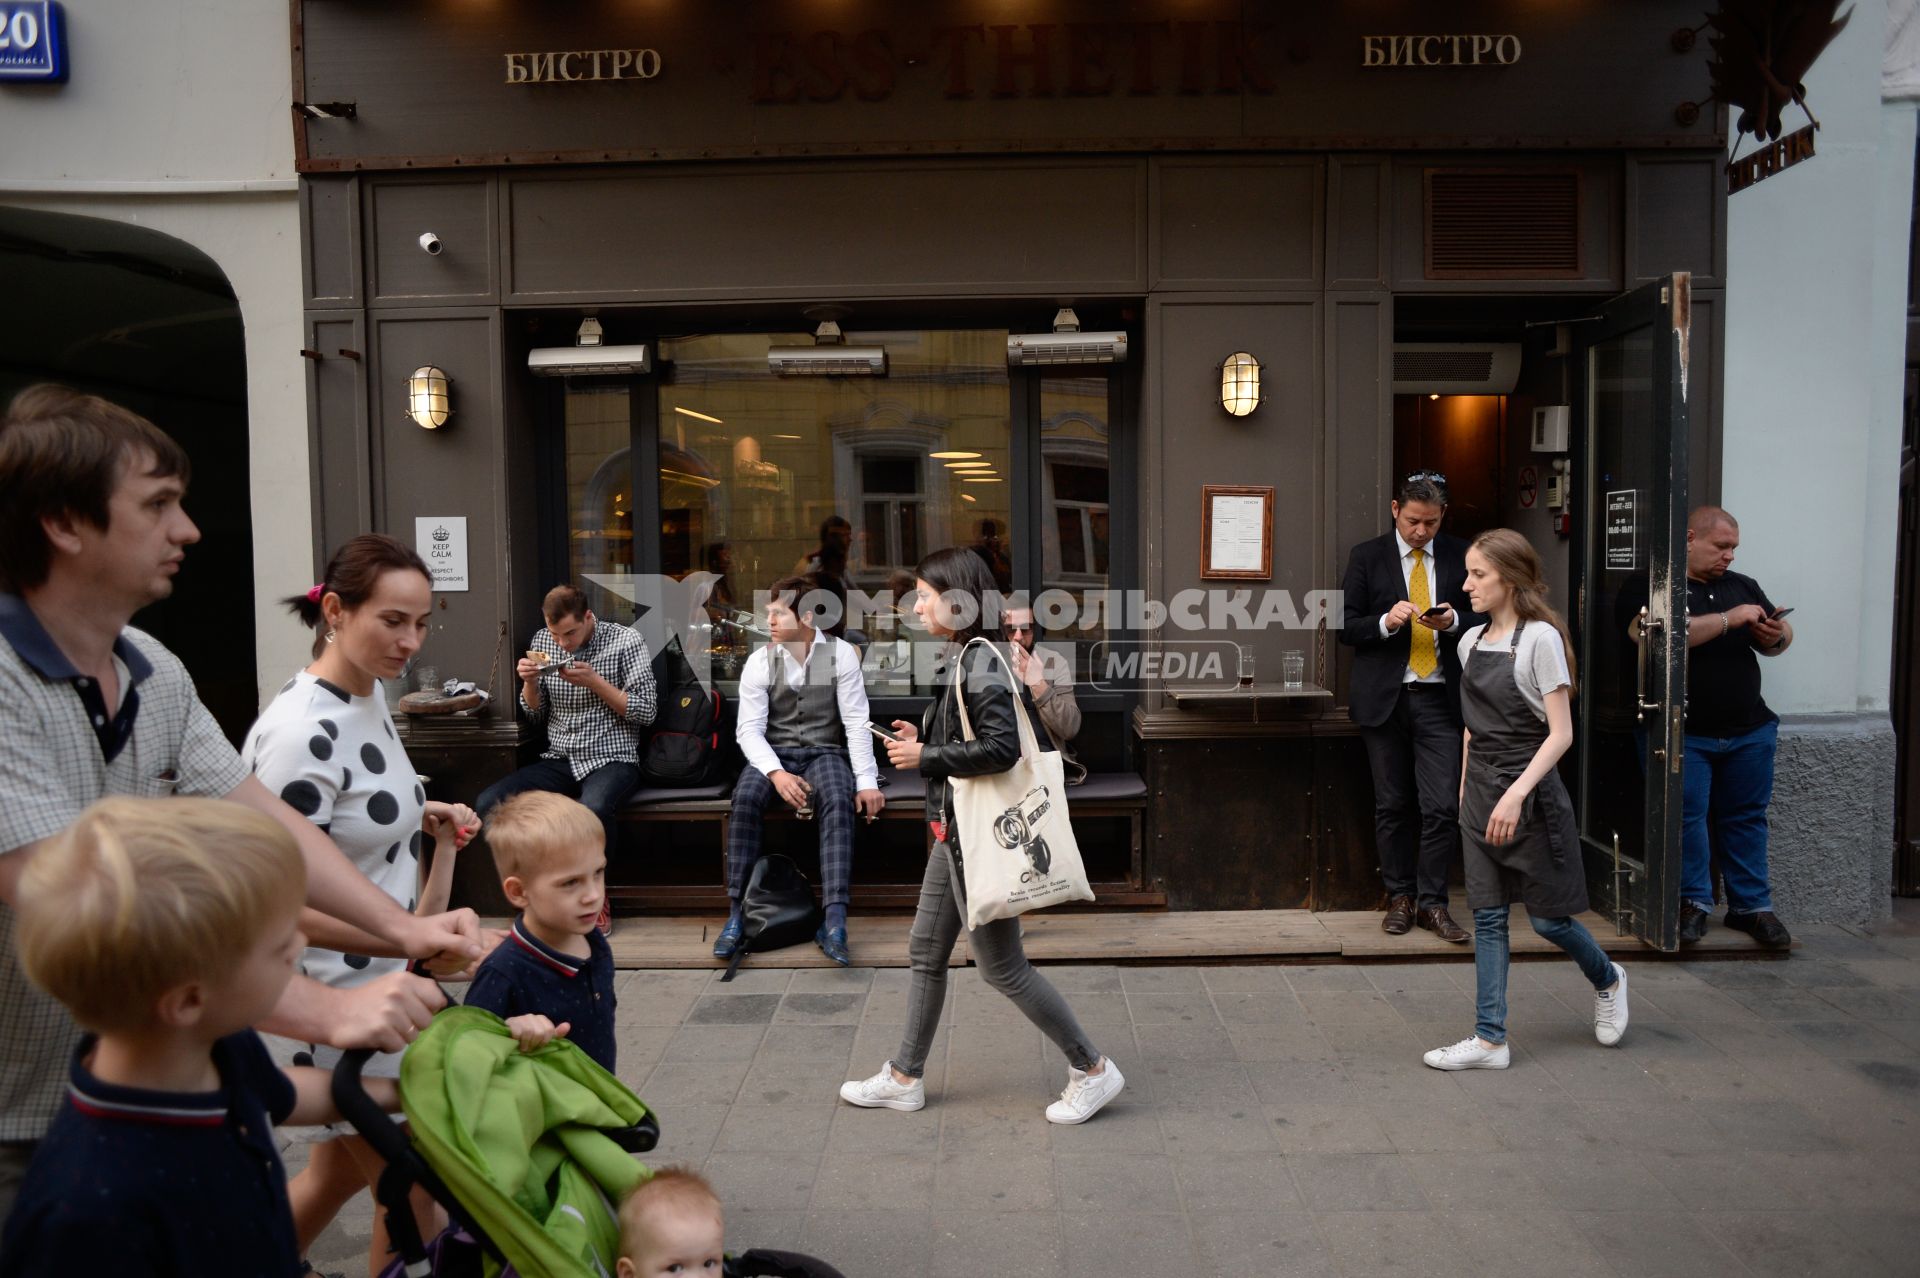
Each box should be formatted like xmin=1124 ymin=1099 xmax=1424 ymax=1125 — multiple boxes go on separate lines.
xmin=418 ymin=232 xmax=443 ymax=256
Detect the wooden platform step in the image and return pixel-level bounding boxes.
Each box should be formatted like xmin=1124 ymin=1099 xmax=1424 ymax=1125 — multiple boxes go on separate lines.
xmin=544 ymin=902 xmax=1789 ymax=971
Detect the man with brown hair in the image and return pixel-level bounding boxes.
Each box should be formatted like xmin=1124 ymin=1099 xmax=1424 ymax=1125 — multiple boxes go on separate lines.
xmin=480 ymin=584 xmax=657 ymax=934
xmin=0 ymin=385 xmax=475 ymax=1226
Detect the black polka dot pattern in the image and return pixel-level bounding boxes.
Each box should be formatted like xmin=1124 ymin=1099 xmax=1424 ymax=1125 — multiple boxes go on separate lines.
xmin=409 ymin=831 xmax=425 ymax=860
xmin=385 ymin=842 xmax=403 ymax=864
xmin=361 ymin=743 xmax=387 ymax=774
xmin=318 ymin=719 xmax=339 ymax=739
xmin=280 ymin=780 xmax=323 ymax=817
xmin=279 ymin=679 xmax=296 ymax=695
xmin=414 ymin=784 xmax=425 ymax=806
xmin=340 ymin=769 xmax=353 ymax=792
xmin=342 ymin=954 xmax=372 ymax=971
xmin=366 ymin=791 xmax=400 ymax=825
xmin=383 ymin=720 xmax=394 ymax=739
xmin=308 ymin=734 xmax=333 ymax=762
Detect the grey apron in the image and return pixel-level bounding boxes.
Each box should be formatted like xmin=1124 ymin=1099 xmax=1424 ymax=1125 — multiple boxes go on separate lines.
xmin=1460 ymin=621 xmax=1588 ymax=918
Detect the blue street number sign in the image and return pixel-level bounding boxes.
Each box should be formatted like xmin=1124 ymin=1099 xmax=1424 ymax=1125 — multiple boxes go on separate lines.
xmin=0 ymin=2 xmax=66 ymax=83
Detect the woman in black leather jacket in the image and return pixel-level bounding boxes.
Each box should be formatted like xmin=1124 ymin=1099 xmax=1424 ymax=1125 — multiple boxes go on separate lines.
xmin=837 ymin=548 xmax=1125 ymax=1125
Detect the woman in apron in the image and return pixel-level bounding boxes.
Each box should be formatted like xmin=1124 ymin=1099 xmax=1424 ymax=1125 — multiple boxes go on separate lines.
xmin=1423 ymin=529 xmax=1629 ymax=1070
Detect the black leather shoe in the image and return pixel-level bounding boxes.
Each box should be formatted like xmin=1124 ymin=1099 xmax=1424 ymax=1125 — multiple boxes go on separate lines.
xmin=816 ymin=924 xmax=850 ymax=966
xmin=1678 ymin=903 xmax=1710 ymax=945
xmin=1382 ymin=895 xmax=1416 ymax=935
xmin=1724 ymin=910 xmax=1792 ymax=951
xmin=1417 ymin=905 xmax=1470 ymax=944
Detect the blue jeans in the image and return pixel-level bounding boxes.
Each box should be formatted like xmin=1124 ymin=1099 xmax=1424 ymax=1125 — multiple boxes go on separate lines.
xmin=1681 ymin=720 xmax=1777 ymax=914
xmin=476 ymin=757 xmax=641 ymax=851
xmin=1473 ymin=906 xmax=1615 ymax=1044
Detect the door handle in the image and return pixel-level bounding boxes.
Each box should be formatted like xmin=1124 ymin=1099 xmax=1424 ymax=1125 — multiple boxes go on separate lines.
xmin=1634 ymin=608 xmax=1664 ymax=722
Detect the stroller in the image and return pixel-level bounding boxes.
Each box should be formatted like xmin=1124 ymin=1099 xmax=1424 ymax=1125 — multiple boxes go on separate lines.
xmin=334 ymin=1006 xmax=843 ymax=1278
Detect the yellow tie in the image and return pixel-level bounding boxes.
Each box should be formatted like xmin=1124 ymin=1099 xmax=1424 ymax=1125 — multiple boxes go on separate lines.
xmin=1408 ymin=548 xmax=1438 ymax=678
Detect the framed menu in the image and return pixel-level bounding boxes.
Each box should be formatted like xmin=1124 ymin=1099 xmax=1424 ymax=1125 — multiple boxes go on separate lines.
xmin=1200 ymin=484 xmax=1274 ymax=580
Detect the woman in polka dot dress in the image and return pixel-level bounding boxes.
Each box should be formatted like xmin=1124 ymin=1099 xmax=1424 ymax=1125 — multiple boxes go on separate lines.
xmin=243 ymin=533 xmax=479 ymax=1277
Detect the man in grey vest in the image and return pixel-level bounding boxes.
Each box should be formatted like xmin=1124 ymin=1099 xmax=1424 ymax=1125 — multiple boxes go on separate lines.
xmin=713 ymin=574 xmax=884 ymax=965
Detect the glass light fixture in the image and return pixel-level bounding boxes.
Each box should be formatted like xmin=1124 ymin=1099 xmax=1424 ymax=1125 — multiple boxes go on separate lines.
xmin=406 ymin=366 xmax=451 ymax=429
xmin=1219 ymin=352 xmax=1262 ymax=418
xmin=929 ymin=450 xmax=981 ymax=459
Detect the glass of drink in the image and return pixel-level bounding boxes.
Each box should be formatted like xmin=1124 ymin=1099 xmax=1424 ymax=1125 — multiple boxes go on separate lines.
xmin=1238 ymin=645 xmax=1255 ymax=688
xmin=413 ymin=664 xmax=441 ymax=694
xmin=1281 ymin=650 xmax=1306 ymax=690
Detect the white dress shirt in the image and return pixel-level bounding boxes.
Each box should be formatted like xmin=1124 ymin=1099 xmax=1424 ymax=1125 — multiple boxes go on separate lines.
xmin=1378 ymin=530 xmax=1460 ymax=684
xmin=735 ymin=628 xmax=880 ymax=790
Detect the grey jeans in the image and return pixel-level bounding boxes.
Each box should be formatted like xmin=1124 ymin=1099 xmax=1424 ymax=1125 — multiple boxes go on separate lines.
xmin=894 ymin=839 xmax=1100 ymax=1078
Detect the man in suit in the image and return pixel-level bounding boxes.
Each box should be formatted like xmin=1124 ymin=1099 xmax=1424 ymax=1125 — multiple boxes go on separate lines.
xmin=1339 ymin=472 xmax=1478 ymax=942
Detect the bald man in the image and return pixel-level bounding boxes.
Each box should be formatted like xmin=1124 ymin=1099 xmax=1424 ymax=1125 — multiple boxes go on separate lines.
xmin=1639 ymin=506 xmax=1795 ymax=949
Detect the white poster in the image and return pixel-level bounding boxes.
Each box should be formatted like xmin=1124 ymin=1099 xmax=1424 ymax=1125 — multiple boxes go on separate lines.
xmin=416 ymin=516 xmax=469 ymax=591
xmin=1207 ymin=495 xmax=1268 ymax=573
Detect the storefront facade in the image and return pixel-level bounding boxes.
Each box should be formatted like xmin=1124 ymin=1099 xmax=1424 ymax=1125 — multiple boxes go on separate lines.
xmin=293 ymin=2 xmax=1732 ymax=923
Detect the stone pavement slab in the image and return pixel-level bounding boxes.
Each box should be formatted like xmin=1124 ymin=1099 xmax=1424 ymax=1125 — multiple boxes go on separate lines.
xmin=295 ymin=906 xmax=1920 ymax=1276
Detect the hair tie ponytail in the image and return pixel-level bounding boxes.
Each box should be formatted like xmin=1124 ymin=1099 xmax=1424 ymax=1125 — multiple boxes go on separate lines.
xmin=305 ymin=583 xmax=326 ymax=604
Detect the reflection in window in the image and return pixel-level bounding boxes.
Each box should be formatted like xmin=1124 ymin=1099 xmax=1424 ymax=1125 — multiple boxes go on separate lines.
xmin=654 ymin=331 xmax=1013 ymax=693
xmin=1039 ymin=376 xmax=1112 ymax=674
xmin=562 ymin=385 xmax=635 ymax=625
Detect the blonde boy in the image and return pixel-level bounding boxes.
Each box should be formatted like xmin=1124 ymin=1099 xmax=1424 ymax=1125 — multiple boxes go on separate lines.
xmin=0 ymin=797 xmax=400 ymax=1276
xmin=617 ymin=1168 xmax=725 ymax=1278
xmin=464 ymin=792 xmax=619 ymax=1071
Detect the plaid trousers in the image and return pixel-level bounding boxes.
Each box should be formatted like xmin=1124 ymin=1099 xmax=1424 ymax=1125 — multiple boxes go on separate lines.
xmin=728 ymin=746 xmax=855 ymax=908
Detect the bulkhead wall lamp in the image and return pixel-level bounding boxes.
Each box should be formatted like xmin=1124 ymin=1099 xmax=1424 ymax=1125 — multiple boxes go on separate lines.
xmin=407 ymin=366 xmax=452 ymax=429
xmin=1219 ymin=352 xmax=1262 ymax=417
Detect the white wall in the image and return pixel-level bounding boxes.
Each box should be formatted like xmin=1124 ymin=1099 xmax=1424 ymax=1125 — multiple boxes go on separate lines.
xmin=0 ymin=0 xmax=314 ymax=706
xmin=1723 ymin=0 xmax=1906 ymax=717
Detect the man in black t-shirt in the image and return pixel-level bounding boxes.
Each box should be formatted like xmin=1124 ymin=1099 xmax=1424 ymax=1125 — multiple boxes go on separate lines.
xmin=1637 ymin=507 xmax=1796 ymax=949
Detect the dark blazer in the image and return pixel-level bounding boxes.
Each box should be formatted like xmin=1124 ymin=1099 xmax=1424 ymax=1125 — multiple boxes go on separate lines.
xmin=1338 ymin=531 xmax=1479 ymax=728
xmin=919 ymin=642 xmax=1053 ymax=854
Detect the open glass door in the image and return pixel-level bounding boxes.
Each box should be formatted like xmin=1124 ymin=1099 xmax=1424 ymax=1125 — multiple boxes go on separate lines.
xmin=1574 ymin=273 xmax=1690 ymax=950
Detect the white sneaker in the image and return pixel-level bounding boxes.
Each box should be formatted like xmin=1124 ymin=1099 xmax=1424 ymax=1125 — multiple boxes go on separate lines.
xmin=1422 ymin=1036 xmax=1511 ymax=1071
xmin=1594 ymin=963 xmax=1629 ymax=1047
xmin=1045 ymin=1058 xmax=1125 ymax=1125
xmin=838 ymin=1061 xmax=925 ymax=1112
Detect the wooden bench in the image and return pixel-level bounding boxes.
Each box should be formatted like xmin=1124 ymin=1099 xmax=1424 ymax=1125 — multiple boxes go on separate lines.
xmin=611 ymin=769 xmax=1155 ymax=910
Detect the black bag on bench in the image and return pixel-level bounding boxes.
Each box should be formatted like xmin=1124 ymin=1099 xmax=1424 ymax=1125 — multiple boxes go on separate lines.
xmin=721 ymin=853 xmax=823 ymax=983
xmin=642 ymin=636 xmax=736 ymax=787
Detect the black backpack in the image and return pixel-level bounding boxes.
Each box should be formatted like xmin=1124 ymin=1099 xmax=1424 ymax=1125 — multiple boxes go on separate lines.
xmin=641 ymin=636 xmax=734 ymax=787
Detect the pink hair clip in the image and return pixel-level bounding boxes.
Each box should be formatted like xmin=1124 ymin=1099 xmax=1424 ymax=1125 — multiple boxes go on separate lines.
xmin=306 ymin=583 xmax=326 ymax=603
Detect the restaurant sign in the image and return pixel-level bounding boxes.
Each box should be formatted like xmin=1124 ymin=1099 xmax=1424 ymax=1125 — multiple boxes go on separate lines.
xmin=1725 ymin=123 xmax=1815 ymax=194
xmin=1361 ymin=34 xmax=1521 ymax=68
xmin=506 ymin=47 xmax=662 ymax=84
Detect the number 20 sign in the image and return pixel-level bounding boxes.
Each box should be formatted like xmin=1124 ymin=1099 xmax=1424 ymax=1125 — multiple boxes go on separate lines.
xmin=0 ymin=2 xmax=66 ymax=83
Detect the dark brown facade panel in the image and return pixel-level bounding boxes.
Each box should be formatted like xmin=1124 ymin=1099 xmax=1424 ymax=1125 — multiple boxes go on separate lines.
xmin=1424 ymin=168 xmax=1583 ymax=279
xmin=1326 ymin=296 xmax=1392 ymax=710
xmin=368 ymin=311 xmax=510 ymax=701
xmin=1687 ymin=291 xmax=1724 ymax=510
xmin=304 ymin=313 xmax=371 ymax=567
xmin=500 ymin=160 xmax=1148 ymax=303
xmin=1327 ymin=156 xmax=1390 ymax=290
xmin=1150 ymin=157 xmax=1321 ymax=290
xmin=366 ymin=180 xmax=500 ymax=306
xmin=301 ymin=177 xmax=361 ymax=306
xmin=1391 ymin=155 xmax=1620 ymax=293
xmin=1627 ymin=154 xmax=1725 ymax=287
xmin=291 ymin=1 xmax=1722 ymax=174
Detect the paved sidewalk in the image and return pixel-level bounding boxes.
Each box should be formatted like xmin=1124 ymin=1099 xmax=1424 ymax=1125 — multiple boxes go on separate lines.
xmin=301 ymin=913 xmax=1920 ymax=1277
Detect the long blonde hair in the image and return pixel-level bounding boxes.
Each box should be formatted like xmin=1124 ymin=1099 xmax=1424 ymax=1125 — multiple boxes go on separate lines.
xmin=1469 ymin=529 xmax=1577 ymax=692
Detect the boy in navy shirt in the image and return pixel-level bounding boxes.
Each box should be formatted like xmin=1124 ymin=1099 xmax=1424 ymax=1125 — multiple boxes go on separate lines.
xmin=0 ymin=797 xmax=403 ymax=1277
xmin=465 ymin=792 xmax=618 ymax=1072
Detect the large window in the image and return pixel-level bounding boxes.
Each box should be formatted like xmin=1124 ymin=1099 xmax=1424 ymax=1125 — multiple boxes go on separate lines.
xmin=550 ymin=322 xmax=1129 ymax=699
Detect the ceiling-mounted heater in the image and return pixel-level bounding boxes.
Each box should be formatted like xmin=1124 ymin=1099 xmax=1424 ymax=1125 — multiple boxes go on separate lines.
xmin=1006 ymin=308 xmax=1128 ymax=366
xmin=768 ymin=320 xmax=887 ymax=376
xmin=527 ymin=317 xmax=653 ymax=376
xmin=1390 ymin=343 xmax=1522 ymax=395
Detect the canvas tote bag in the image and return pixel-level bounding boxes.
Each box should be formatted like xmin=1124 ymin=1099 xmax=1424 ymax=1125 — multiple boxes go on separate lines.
xmin=947 ymin=638 xmax=1095 ymax=929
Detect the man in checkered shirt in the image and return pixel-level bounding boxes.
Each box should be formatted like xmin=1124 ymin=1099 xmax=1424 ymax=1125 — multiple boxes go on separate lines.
xmin=479 ymin=585 xmax=658 ymax=912
xmin=0 ymin=386 xmax=482 ymax=1228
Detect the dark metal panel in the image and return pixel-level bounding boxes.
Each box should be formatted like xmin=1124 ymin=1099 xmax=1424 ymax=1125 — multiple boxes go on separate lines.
xmin=1689 ymin=290 xmax=1724 ymax=508
xmin=1145 ymin=734 xmax=1315 ymax=910
xmin=1327 ymin=155 xmax=1390 ymax=289
xmin=500 ymin=160 xmax=1147 ymax=303
xmin=368 ymin=309 xmax=511 ymax=711
xmin=1150 ymin=156 xmax=1321 ymax=290
xmin=1626 ymin=154 xmax=1725 ymax=288
xmin=1325 ymin=296 xmax=1391 ymax=710
xmin=1311 ymin=727 xmax=1383 ymax=910
xmin=301 ymin=176 xmax=361 ymax=307
xmin=1390 ymin=153 xmax=1625 ymax=293
xmin=365 ymin=178 xmax=500 ymax=306
xmin=303 ymin=312 xmax=370 ymax=568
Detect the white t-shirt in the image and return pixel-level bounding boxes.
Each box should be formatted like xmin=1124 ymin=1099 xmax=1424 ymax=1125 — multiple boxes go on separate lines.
xmin=243 ymin=672 xmax=425 ymax=1074
xmin=1459 ymin=622 xmax=1571 ymax=722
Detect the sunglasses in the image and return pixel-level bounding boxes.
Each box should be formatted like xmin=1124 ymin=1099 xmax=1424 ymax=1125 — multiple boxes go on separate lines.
xmin=1404 ymin=470 xmax=1449 ymax=485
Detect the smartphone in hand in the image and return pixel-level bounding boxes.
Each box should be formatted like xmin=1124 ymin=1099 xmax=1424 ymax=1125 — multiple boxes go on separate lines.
xmin=868 ymin=721 xmax=901 ymax=743
xmin=1770 ymin=607 xmax=1795 ymax=620
xmin=1421 ymin=604 xmax=1451 ymax=618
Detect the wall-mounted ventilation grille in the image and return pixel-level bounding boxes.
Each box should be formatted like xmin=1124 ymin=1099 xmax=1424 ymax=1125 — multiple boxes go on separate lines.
xmin=1425 ymin=170 xmax=1581 ymax=279
xmin=1396 ymin=349 xmax=1491 ymax=382
xmin=1390 ymin=344 xmax=1522 ymax=394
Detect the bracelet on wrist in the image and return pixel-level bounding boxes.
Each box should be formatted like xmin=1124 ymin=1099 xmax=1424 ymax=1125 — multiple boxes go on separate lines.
xmin=1719 ymin=612 xmax=1729 ymax=636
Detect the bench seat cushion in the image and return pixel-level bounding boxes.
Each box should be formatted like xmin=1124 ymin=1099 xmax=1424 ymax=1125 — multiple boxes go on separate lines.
xmin=625 ymin=781 xmax=734 ymax=805
xmin=1070 ymin=771 xmax=1148 ymax=802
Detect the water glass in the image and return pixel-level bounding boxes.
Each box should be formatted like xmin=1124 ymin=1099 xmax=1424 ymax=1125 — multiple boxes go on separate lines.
xmin=413 ymin=664 xmax=441 ymax=694
xmin=1281 ymin=650 xmax=1306 ymax=689
xmin=1237 ymin=646 xmax=1255 ymax=688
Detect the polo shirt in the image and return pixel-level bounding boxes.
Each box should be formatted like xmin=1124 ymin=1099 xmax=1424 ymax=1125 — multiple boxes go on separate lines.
xmin=462 ymin=917 xmax=618 ymax=1072
xmin=1683 ymin=571 xmax=1779 ymax=737
xmin=0 ymin=595 xmax=249 ymax=1141
xmin=0 ymin=1031 xmax=300 ymax=1277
